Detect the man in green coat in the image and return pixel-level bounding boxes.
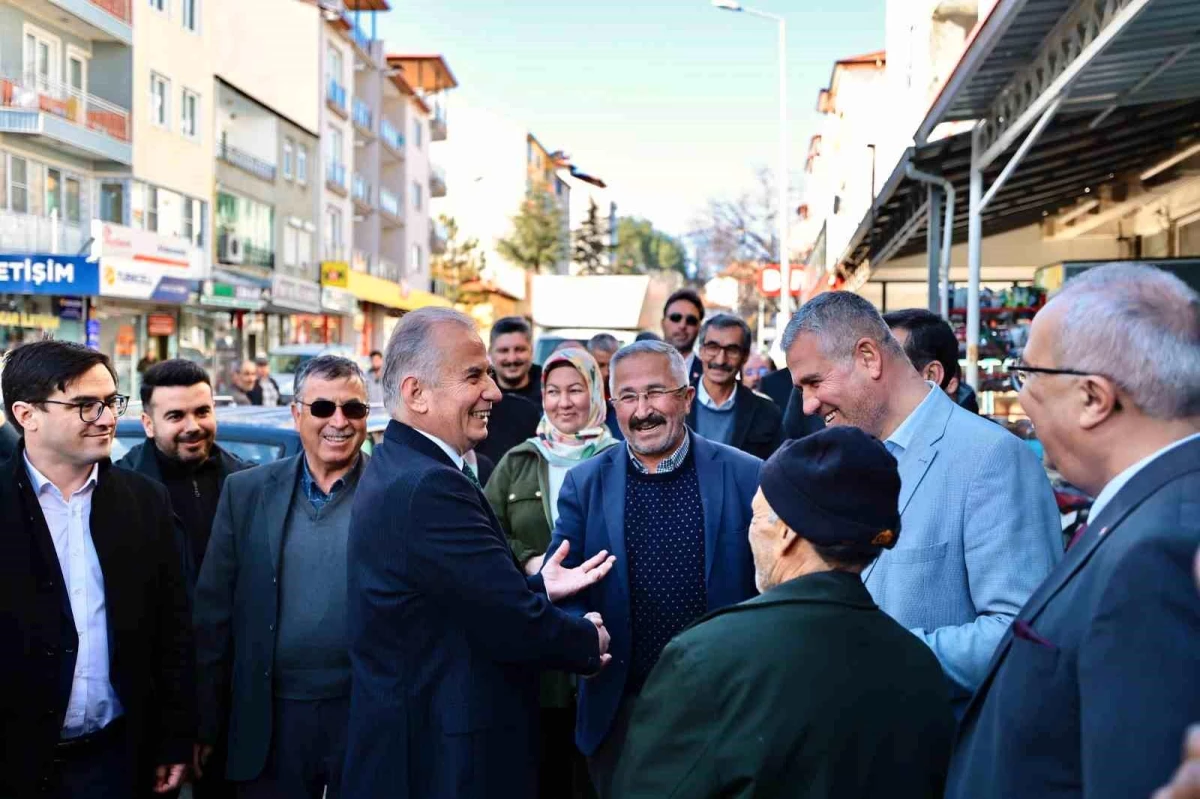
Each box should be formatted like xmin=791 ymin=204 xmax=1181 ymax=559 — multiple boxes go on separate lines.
xmin=613 ymin=427 xmax=955 ymax=799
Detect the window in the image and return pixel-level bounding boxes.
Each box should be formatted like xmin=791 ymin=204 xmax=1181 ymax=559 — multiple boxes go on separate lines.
xmin=216 ymin=190 xmax=275 ymax=267
xmin=23 ymin=26 xmax=59 ymax=91
xmin=411 ymin=243 xmax=422 ymax=274
xmin=65 ymin=178 xmax=81 ymax=225
xmin=413 ymin=119 xmax=423 ymax=148
xmin=324 ymin=206 xmax=343 ymax=258
xmin=182 ymin=199 xmax=196 ymax=242
xmin=149 ymin=0 xmax=167 ymax=11
xmin=10 ymin=157 xmax=28 ymax=214
xmin=181 ymin=89 xmax=199 ymax=139
xmin=45 ymin=168 xmax=62 ymax=221
xmin=326 ymin=46 xmax=343 ymax=84
xmin=412 ymin=181 xmax=422 ymax=211
xmin=283 ymin=138 xmax=294 ymax=180
xmin=296 ymin=145 xmax=308 ymax=184
xmin=100 ymin=182 xmax=126 ymax=224
xmin=151 ymin=73 xmax=171 ymax=129
xmin=283 ymin=226 xmax=298 ymax=266
xmin=327 ymin=127 xmax=343 ymax=167
xmin=67 ymin=47 xmax=87 ymax=99
xmin=297 ymin=229 xmax=312 ymax=266
xmin=181 ymin=0 xmax=198 ymax=31
xmin=145 ymin=185 xmax=159 ymax=232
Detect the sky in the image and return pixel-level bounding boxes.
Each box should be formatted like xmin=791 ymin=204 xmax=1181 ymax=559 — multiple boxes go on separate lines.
xmin=377 ymin=0 xmax=886 ymax=239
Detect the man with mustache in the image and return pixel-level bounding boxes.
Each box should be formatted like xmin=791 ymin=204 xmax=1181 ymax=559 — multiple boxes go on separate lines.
xmin=546 ymin=339 xmax=761 ymax=797
xmin=117 ymin=359 xmax=250 ymax=594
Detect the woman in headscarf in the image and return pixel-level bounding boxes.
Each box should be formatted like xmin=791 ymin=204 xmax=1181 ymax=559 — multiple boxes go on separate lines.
xmin=485 ymin=346 xmax=617 ymax=799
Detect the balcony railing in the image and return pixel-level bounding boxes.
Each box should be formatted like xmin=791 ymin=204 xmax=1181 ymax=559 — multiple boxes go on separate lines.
xmin=0 ymin=71 xmax=130 ymax=142
xmin=352 ymin=98 xmax=373 ymax=133
xmin=430 ymin=165 xmax=447 ymax=198
xmin=218 ymin=140 xmax=276 ymax=182
xmin=351 ymin=248 xmax=371 ymax=273
xmin=326 ymin=162 xmax=348 ymax=193
xmin=0 ymin=209 xmax=88 ymax=253
xmin=380 ymin=119 xmax=404 ymax=154
xmin=379 ymin=187 xmax=401 ymax=218
xmin=342 ymin=13 xmax=374 ymax=55
xmin=352 ymin=173 xmax=372 ymax=207
xmin=87 ymin=0 xmax=132 ymax=23
xmin=326 ymin=79 xmax=348 ymax=116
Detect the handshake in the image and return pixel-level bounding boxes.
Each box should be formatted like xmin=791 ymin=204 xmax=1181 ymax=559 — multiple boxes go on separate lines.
xmin=584 ymin=612 xmax=612 ymax=675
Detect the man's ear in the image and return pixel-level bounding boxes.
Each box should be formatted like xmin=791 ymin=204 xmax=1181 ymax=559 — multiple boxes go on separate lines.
xmin=922 ymin=361 xmax=946 ymax=389
xmin=946 ymin=372 xmax=961 ymax=395
xmin=1077 ymin=375 xmax=1121 ymax=431
xmin=141 ymin=411 xmax=154 ymax=439
xmin=401 ymin=375 xmax=428 ymax=414
xmin=10 ymin=401 xmax=37 ymax=433
xmin=856 ymin=337 xmax=886 ymax=380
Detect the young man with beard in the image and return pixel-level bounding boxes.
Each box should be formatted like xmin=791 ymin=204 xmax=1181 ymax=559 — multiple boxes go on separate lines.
xmin=490 ymin=316 xmax=542 ymax=402
xmin=546 ymin=339 xmax=761 ymax=797
xmin=117 ymin=360 xmax=250 ymax=593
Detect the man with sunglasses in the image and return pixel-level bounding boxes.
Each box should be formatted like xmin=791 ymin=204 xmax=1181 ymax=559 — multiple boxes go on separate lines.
xmin=194 ymin=355 xmax=370 ymax=799
xmin=661 ymin=289 xmax=706 ymax=385
xmin=0 ymin=340 xmax=195 ymax=798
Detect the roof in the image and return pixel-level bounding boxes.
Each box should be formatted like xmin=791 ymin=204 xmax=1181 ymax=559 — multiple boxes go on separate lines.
xmin=818 ymin=49 xmax=886 ymax=112
xmin=386 ymin=55 xmax=459 ymax=92
xmin=344 ymin=0 xmax=389 ymax=9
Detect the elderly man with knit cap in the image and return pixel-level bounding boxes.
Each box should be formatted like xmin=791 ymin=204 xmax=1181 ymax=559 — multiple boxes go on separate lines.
xmin=612 ymin=427 xmax=955 ymax=799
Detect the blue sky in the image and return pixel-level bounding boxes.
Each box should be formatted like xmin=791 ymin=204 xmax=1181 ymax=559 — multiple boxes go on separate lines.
xmin=378 ymin=0 xmax=885 ymax=238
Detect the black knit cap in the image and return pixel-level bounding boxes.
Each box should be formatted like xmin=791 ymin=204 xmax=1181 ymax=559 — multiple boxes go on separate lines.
xmin=760 ymin=427 xmax=901 ymax=549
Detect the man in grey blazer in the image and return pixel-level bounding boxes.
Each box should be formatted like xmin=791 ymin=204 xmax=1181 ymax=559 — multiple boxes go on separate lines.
xmin=783 ymin=292 xmax=1061 ymax=704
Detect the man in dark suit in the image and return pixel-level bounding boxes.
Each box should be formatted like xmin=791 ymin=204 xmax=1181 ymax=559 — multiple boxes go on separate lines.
xmin=758 ymin=367 xmax=825 ymax=440
xmin=614 ymin=428 xmax=954 ymax=798
xmin=546 ymin=339 xmax=762 ymax=797
xmin=341 ymin=308 xmax=616 ymax=799
xmin=883 ymin=308 xmax=978 ymax=414
xmin=474 ymin=386 xmax=540 ymax=465
xmin=949 ymin=263 xmax=1200 ymax=799
xmin=0 ymin=341 xmax=194 ymax=798
xmin=661 ymin=288 xmax=705 ymax=385
xmin=686 ymin=313 xmax=782 ymax=459
xmin=194 ymin=356 xmax=371 ymax=798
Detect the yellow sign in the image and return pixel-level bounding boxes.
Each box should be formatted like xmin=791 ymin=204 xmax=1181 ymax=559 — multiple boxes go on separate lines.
xmin=330 ymin=268 xmax=452 ymax=312
xmin=321 ymin=261 xmax=350 ymax=288
xmin=0 ymin=311 xmax=61 ymax=330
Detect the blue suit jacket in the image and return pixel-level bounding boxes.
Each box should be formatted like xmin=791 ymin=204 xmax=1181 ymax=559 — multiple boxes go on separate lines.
xmin=341 ymin=422 xmax=601 ymax=799
xmin=863 ymin=388 xmax=1062 ymax=702
xmin=546 ymin=433 xmax=762 ymax=755
xmin=948 ymin=436 xmax=1200 ymax=799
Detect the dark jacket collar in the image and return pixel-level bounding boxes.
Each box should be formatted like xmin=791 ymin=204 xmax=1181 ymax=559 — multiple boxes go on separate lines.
xmin=689 ymin=570 xmax=876 ymax=631
xmin=385 ymin=419 xmax=459 ymax=469
xmin=117 ymin=439 xmax=247 ymax=483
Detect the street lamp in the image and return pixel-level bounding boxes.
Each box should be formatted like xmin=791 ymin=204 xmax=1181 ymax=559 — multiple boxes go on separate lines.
xmin=711 ymin=0 xmax=791 ymax=325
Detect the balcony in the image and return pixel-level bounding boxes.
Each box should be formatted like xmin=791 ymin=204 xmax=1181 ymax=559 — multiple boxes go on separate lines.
xmin=378 ymin=187 xmax=402 ymax=224
xmin=379 ymin=119 xmax=405 ymax=158
xmin=326 ymin=162 xmax=348 ymax=195
xmin=430 ymin=219 xmax=447 ymax=255
xmin=377 ymin=257 xmax=401 ymax=282
xmin=0 ymin=209 xmax=88 ymax=254
xmin=218 ymin=140 xmax=276 ymax=183
xmin=352 ymin=173 xmax=373 ymax=211
xmin=0 ymin=72 xmax=131 ymax=166
xmin=49 ymin=0 xmax=132 ymax=45
xmin=352 ymin=98 xmax=374 ymax=136
xmin=341 ymin=13 xmax=375 ymax=58
xmin=430 ymin=104 xmax=447 ymax=142
xmin=351 ymin=248 xmax=371 ymax=273
xmin=430 ymin=165 xmax=447 ymax=198
xmin=326 ymin=79 xmax=348 ymax=118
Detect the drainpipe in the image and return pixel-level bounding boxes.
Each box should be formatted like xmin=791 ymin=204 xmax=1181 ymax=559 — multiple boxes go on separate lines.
xmin=904 ymin=163 xmax=955 ymax=319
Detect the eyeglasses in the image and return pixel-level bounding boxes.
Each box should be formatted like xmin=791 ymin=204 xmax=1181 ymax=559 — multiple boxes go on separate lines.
xmin=666 ymin=312 xmax=700 ymax=327
xmin=1010 ymin=365 xmax=1094 ymax=393
xmin=295 ymin=399 xmax=370 ymax=420
xmin=611 ymin=385 xmax=689 ymax=408
xmin=700 ymin=342 xmax=746 ymax=360
xmin=41 ymin=395 xmax=129 ymax=423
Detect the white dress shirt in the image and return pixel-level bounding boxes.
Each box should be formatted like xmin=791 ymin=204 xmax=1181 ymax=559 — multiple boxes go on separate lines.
xmin=23 ymin=455 xmax=123 ymax=738
xmin=1087 ymin=431 xmax=1200 ymax=524
xmin=696 ymin=378 xmax=737 ymax=412
xmin=415 ymin=428 xmax=465 ymax=470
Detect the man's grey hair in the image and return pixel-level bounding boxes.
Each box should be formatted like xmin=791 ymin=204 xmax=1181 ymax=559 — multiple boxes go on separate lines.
xmin=294 ymin=355 xmax=366 ymax=400
xmin=780 ymin=291 xmax=905 ymax=360
xmin=382 ymin=307 xmax=478 ymax=414
xmin=1052 ymin=263 xmax=1199 ymax=418
xmin=699 ymin=313 xmax=752 ymax=353
xmin=608 ymin=339 xmax=689 ymax=396
xmin=587 ymin=333 xmax=621 ymax=356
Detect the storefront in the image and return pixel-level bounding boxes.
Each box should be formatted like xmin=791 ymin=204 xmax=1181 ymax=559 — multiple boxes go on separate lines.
xmin=0 ymin=254 xmax=99 ymax=349
xmin=319 ymin=261 xmax=452 ymax=354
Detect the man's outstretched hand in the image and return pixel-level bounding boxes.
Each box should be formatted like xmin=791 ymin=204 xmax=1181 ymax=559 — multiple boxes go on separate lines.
xmin=542 ymin=540 xmax=615 ymax=603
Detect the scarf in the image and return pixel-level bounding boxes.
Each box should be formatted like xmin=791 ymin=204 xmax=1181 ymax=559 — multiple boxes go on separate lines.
xmin=531 ymin=348 xmax=618 ymax=467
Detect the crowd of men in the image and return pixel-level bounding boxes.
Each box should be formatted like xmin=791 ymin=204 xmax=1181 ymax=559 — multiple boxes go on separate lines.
xmin=0 ymin=261 xmax=1197 ymax=799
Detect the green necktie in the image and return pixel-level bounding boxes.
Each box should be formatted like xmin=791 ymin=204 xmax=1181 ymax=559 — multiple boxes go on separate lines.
xmin=461 ymin=462 xmax=482 ymax=490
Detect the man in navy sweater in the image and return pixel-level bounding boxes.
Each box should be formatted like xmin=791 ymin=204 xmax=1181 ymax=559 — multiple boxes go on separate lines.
xmin=546 ymin=339 xmax=762 ymax=797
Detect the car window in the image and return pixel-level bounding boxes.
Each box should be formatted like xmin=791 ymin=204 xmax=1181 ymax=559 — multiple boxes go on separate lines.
xmin=111 ymin=435 xmax=139 ymax=461
xmin=220 ymin=440 xmax=287 ymax=465
xmin=268 ymin=354 xmax=310 ymax=374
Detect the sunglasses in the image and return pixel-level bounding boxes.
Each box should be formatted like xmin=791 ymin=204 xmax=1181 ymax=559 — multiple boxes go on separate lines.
xmin=295 ymin=399 xmax=370 ymax=420
xmin=666 ymin=312 xmax=700 ymax=326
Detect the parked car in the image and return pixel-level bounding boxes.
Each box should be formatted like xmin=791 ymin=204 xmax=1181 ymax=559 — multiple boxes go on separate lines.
xmin=266 ymin=343 xmax=360 ymax=400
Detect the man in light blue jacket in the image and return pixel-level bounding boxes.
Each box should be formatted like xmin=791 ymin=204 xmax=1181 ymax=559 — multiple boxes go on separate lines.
xmin=783 ymin=292 xmax=1061 ymax=705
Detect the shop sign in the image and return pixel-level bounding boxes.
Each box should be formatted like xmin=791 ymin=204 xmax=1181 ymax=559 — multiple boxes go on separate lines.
xmin=321 ymin=261 xmax=350 ymax=287
xmin=86 ymin=319 xmax=101 ymax=350
xmin=100 ymin=263 xmax=192 ymax=303
xmin=202 ymin=280 xmax=269 ymax=311
xmin=57 ymin=297 xmax=85 ymax=321
xmin=271 ymin=274 xmax=322 ymax=313
xmin=147 ymin=313 xmax=177 ymax=336
xmin=0 ymin=310 xmax=60 ymax=330
xmin=91 ymin=221 xmax=205 ymax=277
xmin=321 ymin=285 xmax=358 ymax=316
xmin=0 ymin=254 xmax=100 ymax=296
xmin=757 ymin=264 xmax=804 ymax=298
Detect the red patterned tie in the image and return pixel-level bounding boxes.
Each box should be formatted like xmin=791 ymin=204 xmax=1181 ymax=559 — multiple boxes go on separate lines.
xmin=1067 ymin=521 xmax=1089 ymax=551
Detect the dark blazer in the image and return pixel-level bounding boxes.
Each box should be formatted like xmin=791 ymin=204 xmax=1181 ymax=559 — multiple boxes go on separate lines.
xmin=687 ymin=382 xmax=783 ymax=459
xmin=0 ymin=448 xmax=195 ymax=797
xmin=475 ymin=392 xmax=541 ymax=465
xmin=948 ymin=436 xmax=1200 ymax=799
xmin=687 ymin=353 xmax=704 ymax=386
xmin=546 ymin=434 xmax=762 ymax=755
xmin=614 ymin=571 xmax=955 ymax=798
xmin=341 ymin=421 xmax=602 ymax=799
xmin=759 ymin=368 xmax=825 ymax=439
xmin=193 ymin=453 xmax=363 ymax=781
xmin=116 ymin=440 xmax=250 ymax=591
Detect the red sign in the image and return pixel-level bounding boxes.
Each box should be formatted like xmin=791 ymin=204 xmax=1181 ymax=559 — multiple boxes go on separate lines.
xmin=147 ymin=313 xmax=176 ymax=336
xmin=757 ymin=264 xmax=804 ymax=297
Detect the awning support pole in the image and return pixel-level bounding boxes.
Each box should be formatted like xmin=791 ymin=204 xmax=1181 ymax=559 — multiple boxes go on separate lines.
xmin=926 ymin=185 xmax=942 ymax=314
xmin=904 ymin=163 xmax=956 ymax=319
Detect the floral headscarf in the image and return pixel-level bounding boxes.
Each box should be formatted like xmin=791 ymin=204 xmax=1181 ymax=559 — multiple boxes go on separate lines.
xmin=530 ymin=347 xmax=618 ymax=466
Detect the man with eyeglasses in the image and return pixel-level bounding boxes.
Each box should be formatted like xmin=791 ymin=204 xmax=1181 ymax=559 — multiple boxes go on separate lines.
xmin=194 ymin=355 xmax=370 ymax=798
xmin=0 ymin=340 xmax=195 ymax=798
xmin=687 ymin=313 xmax=782 ymax=460
xmin=546 ymin=339 xmax=761 ymax=797
xmin=661 ymin=288 xmax=706 ymax=385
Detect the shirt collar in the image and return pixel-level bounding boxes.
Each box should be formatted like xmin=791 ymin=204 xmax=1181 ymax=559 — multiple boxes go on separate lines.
xmin=414 ymin=428 xmax=465 ymax=470
xmin=885 ymin=382 xmax=939 ymax=455
xmin=627 ymin=430 xmax=691 ymax=474
xmin=1088 ymin=431 xmax=1200 ymax=524
xmin=696 ymin=379 xmax=737 ymax=412
xmin=300 ymin=453 xmax=359 ymax=502
xmin=23 ymin=453 xmax=99 ymax=500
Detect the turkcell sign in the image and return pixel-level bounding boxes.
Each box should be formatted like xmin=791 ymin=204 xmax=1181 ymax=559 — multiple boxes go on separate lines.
xmin=0 ymin=254 xmax=101 ymax=296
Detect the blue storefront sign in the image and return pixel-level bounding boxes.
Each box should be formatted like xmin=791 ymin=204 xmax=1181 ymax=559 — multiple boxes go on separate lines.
xmin=86 ymin=319 xmax=101 ymax=351
xmin=0 ymin=254 xmax=100 ymax=296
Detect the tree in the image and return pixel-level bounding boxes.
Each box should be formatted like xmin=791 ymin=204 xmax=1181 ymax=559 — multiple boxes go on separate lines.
xmin=572 ymin=198 xmax=609 ymax=275
xmin=687 ymin=166 xmax=784 ymax=280
xmin=431 ymin=214 xmax=486 ymax=306
xmin=497 ymin=188 xmax=566 ymax=273
xmin=613 ymin=217 xmax=689 ymax=276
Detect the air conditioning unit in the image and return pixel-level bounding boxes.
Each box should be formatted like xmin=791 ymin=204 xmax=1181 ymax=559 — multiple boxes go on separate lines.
xmin=220 ymin=235 xmax=245 ymax=264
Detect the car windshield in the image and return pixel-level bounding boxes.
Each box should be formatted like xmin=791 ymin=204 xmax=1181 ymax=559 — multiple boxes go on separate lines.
xmin=268 ymin=354 xmax=310 ymax=374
